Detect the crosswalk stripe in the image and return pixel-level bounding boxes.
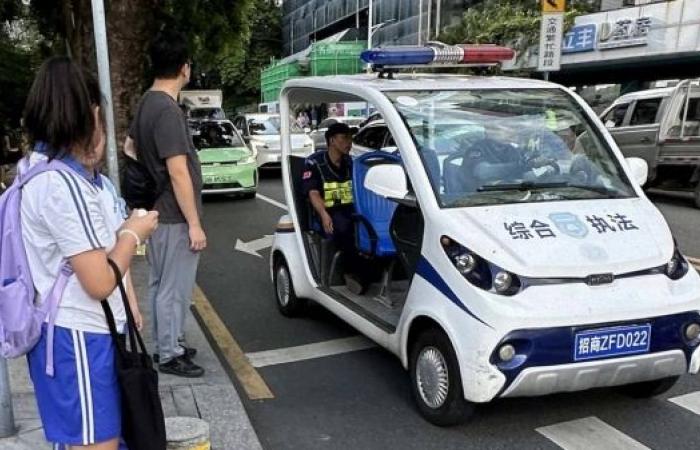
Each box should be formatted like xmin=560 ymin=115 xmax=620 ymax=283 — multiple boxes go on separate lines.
xmin=536 ymin=416 xmax=650 ymax=450
xmin=245 ymin=336 xmax=376 ymax=368
xmin=669 ymin=391 xmax=700 ymax=416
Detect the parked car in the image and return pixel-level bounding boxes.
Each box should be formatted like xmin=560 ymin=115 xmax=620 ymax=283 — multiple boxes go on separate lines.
xmin=310 ymin=116 xmax=366 ymax=149
xmin=192 ymin=119 xmax=257 ymax=197
xmin=271 ymin=46 xmax=700 ymax=426
xmin=232 ymin=113 xmax=314 ymax=168
xmin=600 ymin=80 xmax=700 ymax=206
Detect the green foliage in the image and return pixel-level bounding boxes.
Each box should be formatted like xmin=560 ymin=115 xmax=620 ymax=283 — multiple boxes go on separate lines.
xmin=440 ymin=0 xmax=598 ymax=69
xmin=160 ymin=0 xmax=282 ymax=109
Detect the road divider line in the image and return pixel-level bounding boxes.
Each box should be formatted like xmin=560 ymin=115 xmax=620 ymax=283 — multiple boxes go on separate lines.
xmin=192 ymin=285 xmax=274 ymax=400
xmin=245 ymin=336 xmax=376 ymax=368
xmin=536 ymin=416 xmax=650 ymax=450
xmin=256 ymin=193 xmax=288 ymax=211
xmin=669 ymin=391 xmax=700 ymax=416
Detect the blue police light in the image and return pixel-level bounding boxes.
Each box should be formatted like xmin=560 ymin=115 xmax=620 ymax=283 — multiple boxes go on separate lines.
xmin=361 ymin=47 xmax=435 ymax=66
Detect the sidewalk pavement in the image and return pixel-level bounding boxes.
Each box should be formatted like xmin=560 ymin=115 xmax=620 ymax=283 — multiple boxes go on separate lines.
xmin=0 ymin=256 xmax=262 ymax=450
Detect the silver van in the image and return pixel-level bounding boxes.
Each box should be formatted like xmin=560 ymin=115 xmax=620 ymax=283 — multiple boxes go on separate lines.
xmin=600 ymin=80 xmax=700 ymax=206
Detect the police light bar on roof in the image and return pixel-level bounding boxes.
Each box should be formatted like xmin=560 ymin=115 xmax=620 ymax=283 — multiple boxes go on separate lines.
xmin=360 ymin=44 xmax=515 ymax=67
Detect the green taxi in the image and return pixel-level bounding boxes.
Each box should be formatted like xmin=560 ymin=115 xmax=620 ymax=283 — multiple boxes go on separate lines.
xmin=193 ymin=120 xmax=257 ymax=198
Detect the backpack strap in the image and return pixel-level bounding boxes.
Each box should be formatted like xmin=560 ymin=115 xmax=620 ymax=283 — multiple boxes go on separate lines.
xmin=16 ymin=158 xmax=71 ymax=188
xmin=43 ymin=262 xmax=73 ymax=377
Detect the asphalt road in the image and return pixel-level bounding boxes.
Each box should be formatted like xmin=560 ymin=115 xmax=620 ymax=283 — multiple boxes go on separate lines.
xmin=197 ymin=175 xmax=700 ymax=450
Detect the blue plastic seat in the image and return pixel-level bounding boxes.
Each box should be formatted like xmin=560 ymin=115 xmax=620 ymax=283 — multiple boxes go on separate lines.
xmin=352 ymin=151 xmax=402 ymax=257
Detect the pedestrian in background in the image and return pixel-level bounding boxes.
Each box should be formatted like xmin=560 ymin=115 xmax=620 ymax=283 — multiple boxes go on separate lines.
xmin=21 ymin=56 xmax=158 ymax=450
xmin=125 ymin=29 xmax=206 ymax=377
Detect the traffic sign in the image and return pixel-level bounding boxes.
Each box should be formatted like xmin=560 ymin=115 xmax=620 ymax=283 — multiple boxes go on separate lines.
xmin=542 ymin=0 xmax=565 ymax=13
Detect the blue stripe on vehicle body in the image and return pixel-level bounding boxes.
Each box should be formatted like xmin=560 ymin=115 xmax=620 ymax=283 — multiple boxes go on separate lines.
xmin=416 ymin=256 xmax=492 ymax=329
xmin=63 ymin=171 xmax=103 ymax=248
xmin=56 ymin=171 xmax=98 ymax=249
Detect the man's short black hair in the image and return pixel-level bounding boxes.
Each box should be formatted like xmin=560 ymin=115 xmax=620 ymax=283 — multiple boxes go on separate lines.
xmin=149 ymin=29 xmax=190 ymax=79
xmin=325 ymin=122 xmax=354 ymax=145
xmin=23 ymin=56 xmax=101 ymax=159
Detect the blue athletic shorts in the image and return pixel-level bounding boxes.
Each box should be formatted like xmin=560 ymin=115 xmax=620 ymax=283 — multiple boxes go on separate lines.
xmin=28 ymin=325 xmax=122 ymax=447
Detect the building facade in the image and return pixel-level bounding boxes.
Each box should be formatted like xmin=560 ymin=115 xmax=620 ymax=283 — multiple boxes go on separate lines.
xmin=281 ymin=0 xmax=476 ymax=56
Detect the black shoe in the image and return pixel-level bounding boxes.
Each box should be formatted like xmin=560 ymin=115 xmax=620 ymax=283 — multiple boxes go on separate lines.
xmin=153 ymin=346 xmax=197 ymax=364
xmin=158 ymin=355 xmax=205 ymax=378
xmin=344 ymin=274 xmax=368 ymax=295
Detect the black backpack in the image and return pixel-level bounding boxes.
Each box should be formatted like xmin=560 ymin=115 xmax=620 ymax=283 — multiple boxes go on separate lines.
xmin=122 ymin=155 xmax=158 ymax=210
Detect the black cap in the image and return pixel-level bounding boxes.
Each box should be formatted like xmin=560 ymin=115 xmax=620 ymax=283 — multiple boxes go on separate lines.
xmin=325 ymin=122 xmax=354 ymax=143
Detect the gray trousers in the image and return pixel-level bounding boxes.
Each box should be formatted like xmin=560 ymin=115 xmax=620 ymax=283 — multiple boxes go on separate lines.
xmin=147 ymin=223 xmax=199 ymax=363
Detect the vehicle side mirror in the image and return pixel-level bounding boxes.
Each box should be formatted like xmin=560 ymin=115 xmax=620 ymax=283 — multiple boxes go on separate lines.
xmin=364 ymin=164 xmax=415 ymax=206
xmin=625 ymin=157 xmax=648 ymax=186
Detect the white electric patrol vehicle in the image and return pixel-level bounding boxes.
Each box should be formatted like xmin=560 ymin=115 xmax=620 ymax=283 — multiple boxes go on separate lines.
xmin=269 ymin=44 xmax=700 ymax=426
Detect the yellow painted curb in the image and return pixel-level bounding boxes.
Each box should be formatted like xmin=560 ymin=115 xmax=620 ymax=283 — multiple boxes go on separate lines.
xmin=192 ymin=285 xmax=274 ymax=400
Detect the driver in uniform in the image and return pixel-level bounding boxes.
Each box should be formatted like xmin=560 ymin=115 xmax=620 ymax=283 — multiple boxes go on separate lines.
xmin=302 ymin=122 xmax=370 ymax=294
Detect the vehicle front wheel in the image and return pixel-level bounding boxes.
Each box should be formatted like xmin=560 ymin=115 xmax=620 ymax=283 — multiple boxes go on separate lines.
xmin=616 ymin=376 xmax=679 ymax=399
xmin=409 ymin=328 xmax=474 ymax=426
xmin=273 ymin=258 xmax=306 ymax=317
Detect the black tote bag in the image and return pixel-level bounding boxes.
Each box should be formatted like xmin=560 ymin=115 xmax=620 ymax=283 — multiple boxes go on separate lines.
xmin=101 ymin=259 xmax=167 ymax=450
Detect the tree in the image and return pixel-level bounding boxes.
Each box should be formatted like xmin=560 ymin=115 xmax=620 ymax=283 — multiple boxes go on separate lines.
xmin=440 ymin=0 xmax=598 ymax=71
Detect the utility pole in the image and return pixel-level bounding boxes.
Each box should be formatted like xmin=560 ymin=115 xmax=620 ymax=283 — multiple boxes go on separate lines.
xmin=91 ymin=0 xmax=120 ymax=193
xmin=418 ymin=0 xmax=423 ymax=45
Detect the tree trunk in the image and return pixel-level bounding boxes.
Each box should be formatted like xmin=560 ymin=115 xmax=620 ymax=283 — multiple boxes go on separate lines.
xmin=105 ymin=0 xmax=157 ymax=147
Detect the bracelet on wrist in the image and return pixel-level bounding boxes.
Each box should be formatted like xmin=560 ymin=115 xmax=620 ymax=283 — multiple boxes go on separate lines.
xmin=118 ymin=229 xmax=141 ymax=247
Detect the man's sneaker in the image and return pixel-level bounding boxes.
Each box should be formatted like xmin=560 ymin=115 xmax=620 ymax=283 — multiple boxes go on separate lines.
xmin=159 ymin=355 xmax=205 ymax=378
xmin=152 ymin=346 xmax=197 ymax=364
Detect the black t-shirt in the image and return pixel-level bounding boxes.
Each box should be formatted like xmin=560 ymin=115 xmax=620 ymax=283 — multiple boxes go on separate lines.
xmin=129 ymin=91 xmax=203 ymax=224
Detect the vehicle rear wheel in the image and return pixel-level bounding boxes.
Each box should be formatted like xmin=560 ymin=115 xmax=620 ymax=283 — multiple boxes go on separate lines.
xmin=273 ymin=257 xmax=305 ymax=317
xmin=616 ymin=376 xmax=679 ymax=399
xmin=409 ymin=328 xmax=474 ymax=426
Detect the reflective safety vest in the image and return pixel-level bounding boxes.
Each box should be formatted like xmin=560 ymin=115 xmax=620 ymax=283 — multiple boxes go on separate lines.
xmin=314 ymin=153 xmax=354 ymax=208
xmin=322 ymin=180 xmax=353 ymax=208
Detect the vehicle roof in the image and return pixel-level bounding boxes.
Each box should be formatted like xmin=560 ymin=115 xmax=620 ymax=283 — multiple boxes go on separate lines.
xmin=615 ymin=87 xmax=674 ymax=102
xmin=284 ymin=73 xmax=556 ymax=94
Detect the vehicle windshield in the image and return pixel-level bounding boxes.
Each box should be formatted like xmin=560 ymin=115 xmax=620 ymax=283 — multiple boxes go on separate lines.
xmin=194 ymin=122 xmax=245 ymax=149
xmin=386 ymin=89 xmax=637 ymax=208
xmin=190 ymin=108 xmax=225 ymax=120
xmin=249 ymin=116 xmax=304 ymax=135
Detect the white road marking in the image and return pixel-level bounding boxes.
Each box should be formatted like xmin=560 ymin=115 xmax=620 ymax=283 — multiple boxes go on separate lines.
xmin=256 ymin=193 xmax=288 ymax=211
xmin=536 ymin=416 xmax=650 ymax=450
xmin=235 ymin=235 xmax=274 ymax=258
xmin=669 ymin=391 xmax=700 ymax=416
xmin=245 ymin=336 xmax=376 ymax=368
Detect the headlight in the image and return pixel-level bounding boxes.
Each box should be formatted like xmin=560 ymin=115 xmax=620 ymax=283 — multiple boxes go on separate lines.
xmin=666 ymin=246 xmax=689 ymax=280
xmin=441 ymin=236 xmax=522 ymax=296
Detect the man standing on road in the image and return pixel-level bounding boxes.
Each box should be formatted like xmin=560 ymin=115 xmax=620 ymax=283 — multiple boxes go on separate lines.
xmin=302 ymin=123 xmax=371 ymax=294
xmin=126 ymin=30 xmax=205 ymax=377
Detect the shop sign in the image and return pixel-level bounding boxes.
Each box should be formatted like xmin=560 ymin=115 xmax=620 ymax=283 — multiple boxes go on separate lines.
xmin=598 ymin=17 xmax=652 ymax=50
xmin=562 ymin=24 xmax=597 ymax=54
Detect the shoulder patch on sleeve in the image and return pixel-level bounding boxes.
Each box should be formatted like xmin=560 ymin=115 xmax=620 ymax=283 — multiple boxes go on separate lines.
xmin=302 ymin=170 xmax=312 ymax=180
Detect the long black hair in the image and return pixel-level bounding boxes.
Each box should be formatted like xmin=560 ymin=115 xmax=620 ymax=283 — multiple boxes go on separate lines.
xmin=23 ymin=56 xmax=102 ymax=159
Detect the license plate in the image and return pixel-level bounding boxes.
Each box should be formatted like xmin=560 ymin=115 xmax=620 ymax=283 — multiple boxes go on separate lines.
xmin=574 ymin=324 xmax=651 ymax=361
xmin=205 ymin=175 xmax=233 ymax=184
